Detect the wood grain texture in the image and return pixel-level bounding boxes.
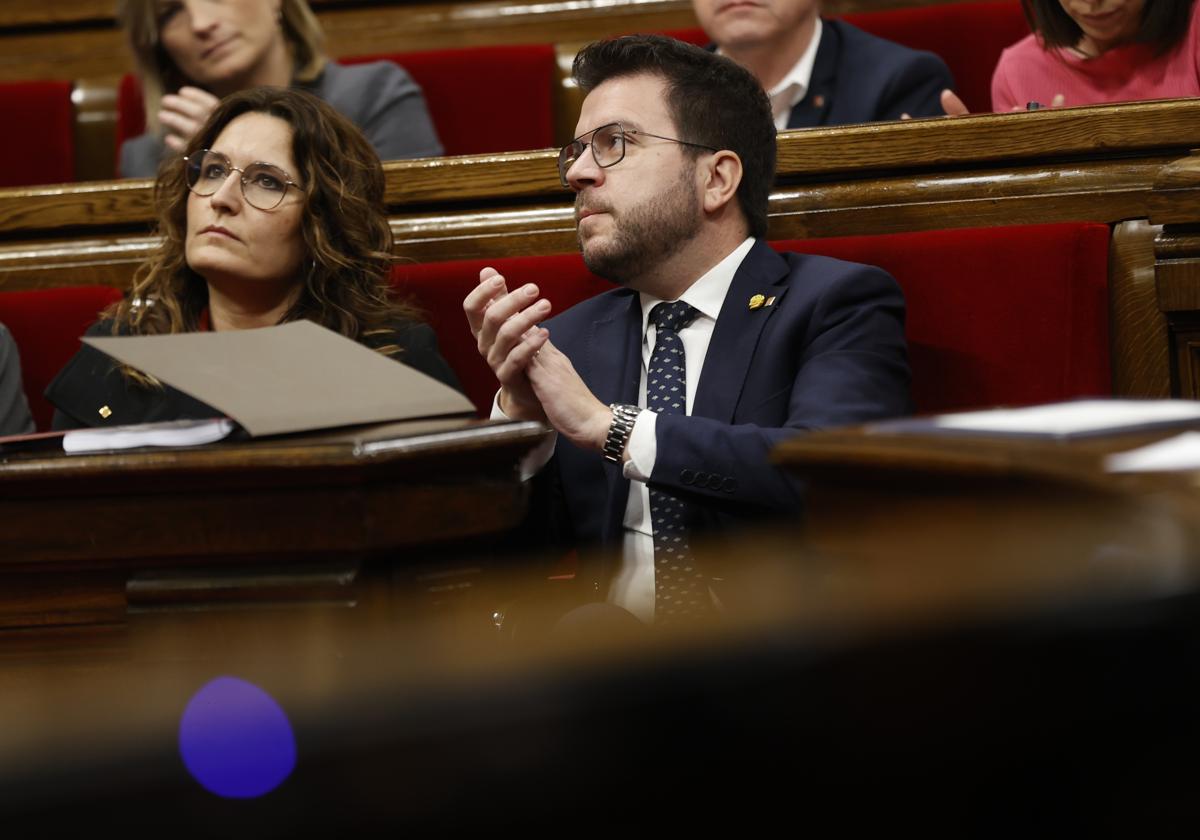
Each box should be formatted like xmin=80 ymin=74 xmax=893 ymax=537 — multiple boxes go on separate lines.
xmin=4 ymin=102 xmax=1200 ymax=290
xmin=1109 ymin=221 xmax=1169 ymax=398
xmin=1 ymin=419 xmax=548 ymax=566
xmin=9 ymin=99 xmax=1200 ymax=230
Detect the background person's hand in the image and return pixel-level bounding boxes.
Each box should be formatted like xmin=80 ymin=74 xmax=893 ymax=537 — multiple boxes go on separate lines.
xmin=158 ymin=86 xmax=221 ymax=152
xmin=900 ymin=89 xmax=970 ymax=120
xmin=940 ymin=89 xmax=969 ymax=116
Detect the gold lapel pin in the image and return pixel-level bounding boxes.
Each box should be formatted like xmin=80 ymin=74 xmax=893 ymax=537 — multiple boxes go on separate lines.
xmin=748 ymin=294 xmax=765 ymax=310
xmin=98 ymin=405 xmax=112 ymax=419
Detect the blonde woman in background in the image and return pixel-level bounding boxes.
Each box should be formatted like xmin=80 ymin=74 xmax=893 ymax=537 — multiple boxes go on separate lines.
xmin=117 ymin=0 xmax=442 ymax=178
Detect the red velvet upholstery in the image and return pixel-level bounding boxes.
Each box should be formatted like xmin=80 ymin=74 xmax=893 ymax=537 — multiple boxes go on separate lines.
xmin=840 ymin=1 xmax=1030 ymax=113
xmin=392 ymin=223 xmax=1110 ymax=418
xmin=346 ymin=45 xmax=557 ymax=155
xmin=4 ymin=223 xmax=1107 ymax=430
xmin=774 ymin=224 xmax=1110 ymax=413
xmin=669 ymin=0 xmax=1029 ymax=115
xmin=117 ymin=44 xmax=557 ymax=159
xmin=0 ymin=80 xmax=75 ymax=187
xmin=392 ymin=254 xmax=612 ymax=416
xmin=0 ymin=287 xmax=123 ymax=430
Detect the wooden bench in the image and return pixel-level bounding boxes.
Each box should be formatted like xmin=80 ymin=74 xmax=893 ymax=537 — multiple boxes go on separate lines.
xmin=4 ymin=100 xmax=1200 ymax=425
xmin=5 ymin=0 xmax=1030 ymax=183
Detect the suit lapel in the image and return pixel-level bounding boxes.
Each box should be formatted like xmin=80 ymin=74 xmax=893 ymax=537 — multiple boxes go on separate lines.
xmin=787 ymin=19 xmax=837 ymax=129
xmin=582 ymin=292 xmax=642 ymax=540
xmin=692 ymin=240 xmax=791 ymax=424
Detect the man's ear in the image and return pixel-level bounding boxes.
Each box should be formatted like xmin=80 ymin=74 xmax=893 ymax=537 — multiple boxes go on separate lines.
xmin=699 ymin=150 xmax=743 ymax=215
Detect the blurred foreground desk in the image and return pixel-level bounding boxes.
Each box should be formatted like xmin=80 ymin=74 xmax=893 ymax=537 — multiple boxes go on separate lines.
xmin=766 ymin=423 xmax=1200 ymax=626
xmin=5 ymin=426 xmax=1200 ymax=832
xmin=0 ymin=418 xmax=550 ymax=630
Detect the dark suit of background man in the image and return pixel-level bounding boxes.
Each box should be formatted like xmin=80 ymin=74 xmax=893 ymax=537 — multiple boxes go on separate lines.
xmin=464 ymin=35 xmax=910 ymax=624
xmin=693 ymin=0 xmax=958 ymax=127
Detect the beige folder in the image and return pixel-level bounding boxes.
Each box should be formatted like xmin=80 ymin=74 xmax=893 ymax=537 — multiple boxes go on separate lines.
xmin=85 ymin=320 xmax=474 ymax=437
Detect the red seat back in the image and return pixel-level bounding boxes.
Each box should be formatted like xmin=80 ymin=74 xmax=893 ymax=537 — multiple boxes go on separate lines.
xmin=392 ymin=254 xmax=611 ymax=416
xmin=0 ymin=80 xmax=74 ymax=187
xmin=347 ymin=44 xmax=557 ymax=156
xmin=118 ymin=44 xmax=558 ymax=160
xmin=394 ymin=223 xmax=1110 ymax=418
xmin=0 ymin=287 xmax=124 ymax=430
xmin=773 ymin=223 xmax=1110 ymax=413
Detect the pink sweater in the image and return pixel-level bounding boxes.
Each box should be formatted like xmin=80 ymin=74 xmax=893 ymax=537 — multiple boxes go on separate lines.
xmin=991 ymin=2 xmax=1200 ymax=111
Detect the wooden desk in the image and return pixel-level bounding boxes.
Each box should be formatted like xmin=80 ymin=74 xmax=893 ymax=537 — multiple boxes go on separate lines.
xmin=0 ymin=417 xmax=550 ymax=629
xmin=769 ymin=423 xmax=1200 ymax=621
xmin=3 ymin=438 xmax=1200 ymax=831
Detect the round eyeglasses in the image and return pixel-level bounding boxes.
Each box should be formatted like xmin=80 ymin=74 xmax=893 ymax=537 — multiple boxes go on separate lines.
xmin=184 ymin=150 xmax=301 ymax=210
xmin=556 ymin=122 xmax=718 ymax=188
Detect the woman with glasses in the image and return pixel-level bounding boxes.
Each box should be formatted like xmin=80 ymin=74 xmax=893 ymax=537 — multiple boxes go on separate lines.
xmin=46 ymin=86 xmax=459 ymax=430
xmin=117 ymin=0 xmax=441 ymax=178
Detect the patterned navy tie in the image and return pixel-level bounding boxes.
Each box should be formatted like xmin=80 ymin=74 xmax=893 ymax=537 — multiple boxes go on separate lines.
xmin=646 ymin=300 xmax=705 ymax=621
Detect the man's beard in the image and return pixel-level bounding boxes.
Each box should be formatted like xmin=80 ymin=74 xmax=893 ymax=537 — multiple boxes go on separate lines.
xmin=577 ymin=165 xmax=702 ymax=286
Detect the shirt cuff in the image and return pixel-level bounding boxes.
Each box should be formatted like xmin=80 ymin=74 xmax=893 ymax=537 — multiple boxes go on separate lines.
xmin=622 ymin=409 xmax=657 ymax=483
xmin=492 ymin=391 xmax=556 ymax=481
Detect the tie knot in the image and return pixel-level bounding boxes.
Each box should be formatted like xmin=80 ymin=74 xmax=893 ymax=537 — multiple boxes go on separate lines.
xmin=650 ymin=300 xmax=699 ymax=333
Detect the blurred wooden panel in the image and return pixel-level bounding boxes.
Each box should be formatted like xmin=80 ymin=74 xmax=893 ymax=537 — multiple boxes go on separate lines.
xmin=1109 ymin=221 xmax=1169 ymax=398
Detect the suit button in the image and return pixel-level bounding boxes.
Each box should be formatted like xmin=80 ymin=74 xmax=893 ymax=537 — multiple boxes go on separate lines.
xmin=708 ymin=474 xmax=724 ymax=490
xmin=722 ymin=477 xmax=737 ymax=493
xmin=680 ymin=469 xmax=695 ymax=485
xmin=695 ymin=471 xmax=709 ymax=486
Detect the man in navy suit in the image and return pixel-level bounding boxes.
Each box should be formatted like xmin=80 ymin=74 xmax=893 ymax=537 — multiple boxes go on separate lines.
xmin=693 ymin=0 xmax=961 ymax=127
xmin=464 ymin=35 xmax=910 ymax=622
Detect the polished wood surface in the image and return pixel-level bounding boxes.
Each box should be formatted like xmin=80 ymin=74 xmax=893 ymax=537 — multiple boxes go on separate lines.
xmin=772 ymin=420 xmax=1200 ymax=617
xmin=5 ymin=99 xmax=1199 ymax=283
xmin=1109 ymin=220 xmax=1170 ymax=399
xmin=2 ymin=100 xmax=1195 ymax=402
xmin=0 ymin=417 xmax=550 ymax=628
xmin=2 ymin=468 xmax=1199 ymax=831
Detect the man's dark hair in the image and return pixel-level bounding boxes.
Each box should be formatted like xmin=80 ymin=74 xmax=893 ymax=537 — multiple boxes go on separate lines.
xmin=572 ymin=34 xmax=776 ymax=239
xmin=1021 ymin=0 xmax=1193 ymax=54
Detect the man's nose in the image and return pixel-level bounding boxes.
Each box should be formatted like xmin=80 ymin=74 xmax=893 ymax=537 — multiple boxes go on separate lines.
xmin=566 ymin=145 xmax=604 ymax=191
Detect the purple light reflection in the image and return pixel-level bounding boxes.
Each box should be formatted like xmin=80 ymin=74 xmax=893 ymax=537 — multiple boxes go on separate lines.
xmin=178 ymin=676 xmax=296 ymax=799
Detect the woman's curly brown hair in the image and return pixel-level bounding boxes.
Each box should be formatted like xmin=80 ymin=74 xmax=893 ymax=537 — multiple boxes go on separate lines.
xmin=107 ymin=86 xmax=417 ymax=375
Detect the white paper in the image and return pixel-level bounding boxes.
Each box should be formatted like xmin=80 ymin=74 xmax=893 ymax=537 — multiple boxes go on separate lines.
xmin=1106 ymin=431 xmax=1200 ymax=473
xmin=933 ymin=399 xmax=1200 ymax=436
xmin=63 ymin=418 xmax=236 ymax=453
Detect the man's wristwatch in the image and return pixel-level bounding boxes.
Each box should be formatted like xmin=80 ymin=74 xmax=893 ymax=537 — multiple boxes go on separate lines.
xmin=603 ymin=403 xmax=642 ymax=463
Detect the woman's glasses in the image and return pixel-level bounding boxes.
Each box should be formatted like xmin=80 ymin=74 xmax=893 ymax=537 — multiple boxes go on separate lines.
xmin=184 ymin=150 xmax=301 ymax=210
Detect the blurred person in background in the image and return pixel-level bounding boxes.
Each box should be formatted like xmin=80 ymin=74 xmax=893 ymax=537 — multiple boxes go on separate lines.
xmin=992 ymin=0 xmax=1199 ymax=111
xmin=117 ymin=0 xmax=441 ymax=178
xmin=692 ymin=0 xmax=964 ymax=127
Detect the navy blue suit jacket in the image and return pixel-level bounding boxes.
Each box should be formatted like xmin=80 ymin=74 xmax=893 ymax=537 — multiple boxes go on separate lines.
xmin=782 ymin=19 xmax=953 ymax=127
xmin=538 ymin=239 xmax=911 ymax=566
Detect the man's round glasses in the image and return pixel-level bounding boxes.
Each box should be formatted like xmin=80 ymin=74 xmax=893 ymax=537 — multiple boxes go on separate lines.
xmin=184 ymin=150 xmax=301 ymax=210
xmin=556 ymin=122 xmax=718 ymax=188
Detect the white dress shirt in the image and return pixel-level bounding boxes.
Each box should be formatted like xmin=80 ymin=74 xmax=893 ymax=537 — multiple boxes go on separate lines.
xmin=721 ymin=18 xmax=823 ymax=130
xmin=493 ymin=238 xmax=756 ymax=623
